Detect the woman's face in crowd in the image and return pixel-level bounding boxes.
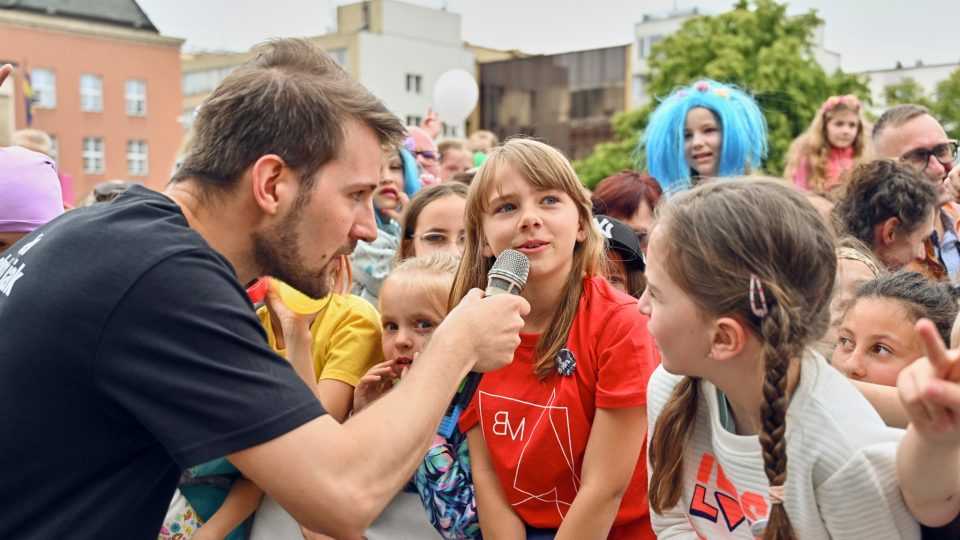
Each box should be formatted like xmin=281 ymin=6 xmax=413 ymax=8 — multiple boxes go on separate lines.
xmin=410 ymin=194 xmax=467 ymax=258
xmin=877 ymin=209 xmax=935 ymax=270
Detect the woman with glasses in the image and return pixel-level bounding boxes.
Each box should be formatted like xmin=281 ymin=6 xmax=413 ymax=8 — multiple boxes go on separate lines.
xmin=397 ymin=182 xmax=468 ymax=261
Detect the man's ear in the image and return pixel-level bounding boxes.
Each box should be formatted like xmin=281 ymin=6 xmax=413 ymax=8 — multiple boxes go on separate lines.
xmin=710 ymin=316 xmax=748 ymax=362
xmin=878 ymin=216 xmax=900 ymax=247
xmin=250 ymin=154 xmax=292 ymax=216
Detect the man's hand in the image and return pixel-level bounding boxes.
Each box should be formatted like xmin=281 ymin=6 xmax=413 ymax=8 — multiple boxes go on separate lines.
xmin=898 ymin=319 xmax=960 ymax=445
xmin=434 ymin=289 xmax=528 ymax=373
xmin=0 ymin=64 xmax=11 ymax=87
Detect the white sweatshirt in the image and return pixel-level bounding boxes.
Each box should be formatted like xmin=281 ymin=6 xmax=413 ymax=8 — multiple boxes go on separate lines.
xmin=647 ymin=352 xmax=919 ymax=539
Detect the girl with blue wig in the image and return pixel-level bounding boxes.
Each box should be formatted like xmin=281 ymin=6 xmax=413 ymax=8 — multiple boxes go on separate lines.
xmin=644 ymin=80 xmax=768 ymax=195
xmin=351 ymin=139 xmax=423 ymax=306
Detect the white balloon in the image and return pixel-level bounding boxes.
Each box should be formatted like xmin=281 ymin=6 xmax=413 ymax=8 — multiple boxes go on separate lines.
xmin=433 ymin=69 xmax=479 ymax=122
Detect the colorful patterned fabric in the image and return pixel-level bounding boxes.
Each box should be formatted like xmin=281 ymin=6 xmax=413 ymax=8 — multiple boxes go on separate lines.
xmin=414 ymin=429 xmax=481 ymax=539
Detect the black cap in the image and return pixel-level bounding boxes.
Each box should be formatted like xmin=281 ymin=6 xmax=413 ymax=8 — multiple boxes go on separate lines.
xmin=593 ymin=214 xmax=645 ymax=271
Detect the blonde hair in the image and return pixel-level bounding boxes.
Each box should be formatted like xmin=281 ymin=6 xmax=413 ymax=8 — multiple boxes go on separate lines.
xmin=384 ymin=252 xmax=460 ymax=318
xmin=785 ymin=100 xmax=871 ymax=191
xmin=647 ymin=178 xmax=836 ymax=540
xmin=448 ymin=138 xmax=605 ymax=380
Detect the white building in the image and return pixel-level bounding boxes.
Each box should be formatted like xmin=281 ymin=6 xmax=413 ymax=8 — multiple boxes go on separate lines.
xmin=630 ymin=8 xmax=841 ymax=108
xmin=181 ymin=0 xmax=476 ymax=137
xmin=857 ymin=61 xmax=960 ymax=110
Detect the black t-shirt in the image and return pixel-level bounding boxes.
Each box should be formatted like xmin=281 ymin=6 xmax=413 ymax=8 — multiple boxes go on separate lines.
xmin=0 ymin=186 xmax=325 ymax=537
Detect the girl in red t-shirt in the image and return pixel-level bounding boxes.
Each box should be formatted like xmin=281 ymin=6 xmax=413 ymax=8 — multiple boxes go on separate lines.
xmin=450 ymin=138 xmax=659 ymax=539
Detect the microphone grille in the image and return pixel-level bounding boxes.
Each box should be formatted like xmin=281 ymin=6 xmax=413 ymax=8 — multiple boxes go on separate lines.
xmin=491 ymin=249 xmax=530 ymax=286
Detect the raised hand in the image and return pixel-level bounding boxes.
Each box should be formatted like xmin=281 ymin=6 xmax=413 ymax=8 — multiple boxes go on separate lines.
xmin=353 ymin=359 xmax=404 ymax=413
xmin=898 ymin=319 xmax=960 ymax=443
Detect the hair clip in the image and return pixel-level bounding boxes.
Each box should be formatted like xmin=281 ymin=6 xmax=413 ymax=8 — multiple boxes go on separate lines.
xmin=694 ymin=81 xmax=710 ymax=92
xmin=713 ymin=87 xmax=730 ymax=100
xmin=402 ymin=136 xmax=416 ymax=152
xmin=749 ymin=274 xmax=769 ymax=318
xmin=767 ymin=484 xmax=785 ymax=505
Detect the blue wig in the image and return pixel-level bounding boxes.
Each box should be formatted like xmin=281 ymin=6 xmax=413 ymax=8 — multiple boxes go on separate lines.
xmin=643 ymin=80 xmax=767 ymax=195
xmin=375 ymin=147 xmax=422 ymax=231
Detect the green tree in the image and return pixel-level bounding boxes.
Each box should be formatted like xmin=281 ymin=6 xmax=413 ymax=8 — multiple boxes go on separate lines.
xmin=574 ymin=0 xmax=870 ymax=187
xmin=884 ymin=77 xmax=933 ymax=110
xmin=933 ymin=70 xmax=960 ymax=134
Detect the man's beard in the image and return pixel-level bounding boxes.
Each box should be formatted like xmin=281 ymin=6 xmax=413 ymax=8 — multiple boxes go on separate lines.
xmin=253 ymin=210 xmax=338 ymax=300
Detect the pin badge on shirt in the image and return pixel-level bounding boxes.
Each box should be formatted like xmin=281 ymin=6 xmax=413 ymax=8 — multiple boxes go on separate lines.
xmin=556 ymin=348 xmax=576 ymax=376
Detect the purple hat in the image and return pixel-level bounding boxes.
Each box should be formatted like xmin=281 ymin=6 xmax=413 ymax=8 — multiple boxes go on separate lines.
xmin=0 ymin=145 xmax=63 ymax=233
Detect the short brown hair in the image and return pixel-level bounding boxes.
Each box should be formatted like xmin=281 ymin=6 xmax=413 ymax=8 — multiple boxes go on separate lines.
xmin=872 ymin=104 xmax=929 ymax=147
xmin=172 ymin=38 xmax=405 ymax=197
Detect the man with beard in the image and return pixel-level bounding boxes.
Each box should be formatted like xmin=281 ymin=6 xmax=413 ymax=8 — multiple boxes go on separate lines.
xmin=0 ymin=41 xmax=527 ymax=538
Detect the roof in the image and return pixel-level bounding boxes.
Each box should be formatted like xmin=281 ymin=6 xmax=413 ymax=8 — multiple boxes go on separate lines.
xmin=0 ymin=0 xmax=158 ymax=31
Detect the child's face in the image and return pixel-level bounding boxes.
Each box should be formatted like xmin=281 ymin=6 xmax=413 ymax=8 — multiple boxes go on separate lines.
xmin=481 ymin=170 xmax=585 ymax=282
xmin=684 ymin=107 xmax=721 ymax=178
xmin=411 ymin=194 xmax=467 ymax=258
xmin=831 ymin=297 xmax=924 ymax=386
xmin=379 ymin=278 xmax=445 ymax=367
xmin=638 ymin=229 xmax=714 ymax=376
xmin=374 ymin=153 xmax=404 ymax=211
xmin=825 ymin=109 xmax=860 ymax=149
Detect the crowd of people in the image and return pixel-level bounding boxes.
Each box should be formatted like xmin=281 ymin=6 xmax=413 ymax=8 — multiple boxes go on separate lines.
xmin=4 ymin=40 xmax=960 ymax=540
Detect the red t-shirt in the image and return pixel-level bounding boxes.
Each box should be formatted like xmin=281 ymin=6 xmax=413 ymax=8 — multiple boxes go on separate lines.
xmin=460 ymin=275 xmax=659 ymax=539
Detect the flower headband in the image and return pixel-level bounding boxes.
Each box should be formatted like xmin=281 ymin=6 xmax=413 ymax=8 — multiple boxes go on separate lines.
xmin=821 ymin=95 xmax=861 ymax=114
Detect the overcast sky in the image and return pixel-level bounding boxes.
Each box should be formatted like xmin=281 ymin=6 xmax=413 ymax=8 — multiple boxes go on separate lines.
xmin=137 ymin=0 xmax=956 ymax=73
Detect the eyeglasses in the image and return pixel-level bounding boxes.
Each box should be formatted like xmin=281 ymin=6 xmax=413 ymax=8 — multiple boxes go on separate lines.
xmin=415 ymin=232 xmax=466 ymax=248
xmin=414 ymin=150 xmax=441 ymax=163
xmin=901 ymin=140 xmax=958 ymax=171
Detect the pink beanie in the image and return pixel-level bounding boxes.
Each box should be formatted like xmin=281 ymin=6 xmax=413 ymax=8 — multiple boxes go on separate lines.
xmin=0 ymin=145 xmax=63 ymax=233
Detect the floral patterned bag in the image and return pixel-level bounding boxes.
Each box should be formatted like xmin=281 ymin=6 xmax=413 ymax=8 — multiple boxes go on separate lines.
xmin=158 ymin=489 xmax=203 ymax=540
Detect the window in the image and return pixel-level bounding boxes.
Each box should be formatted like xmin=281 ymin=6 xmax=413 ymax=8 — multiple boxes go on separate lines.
xmin=405 ymin=74 xmax=422 ymax=94
xmin=82 ymin=137 xmax=104 ymax=173
xmin=125 ymin=79 xmax=147 ymax=116
xmin=31 ymin=68 xmax=56 ymax=108
xmin=80 ymin=74 xmax=103 ymax=112
xmin=406 ymin=115 xmax=422 ymax=126
xmin=127 ymin=140 xmax=148 ymax=176
xmin=182 ymin=66 xmax=236 ymax=96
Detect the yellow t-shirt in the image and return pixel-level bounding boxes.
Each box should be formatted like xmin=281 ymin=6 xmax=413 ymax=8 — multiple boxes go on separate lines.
xmin=257 ymin=294 xmax=383 ymax=387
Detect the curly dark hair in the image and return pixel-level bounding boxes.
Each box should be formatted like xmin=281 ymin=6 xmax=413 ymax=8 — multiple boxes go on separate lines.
xmin=832 ymin=159 xmax=938 ymax=249
xmin=852 ymin=270 xmax=959 ymax=344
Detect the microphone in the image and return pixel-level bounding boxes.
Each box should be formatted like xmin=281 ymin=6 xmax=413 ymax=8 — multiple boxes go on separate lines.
xmin=438 ymin=249 xmax=529 ymax=438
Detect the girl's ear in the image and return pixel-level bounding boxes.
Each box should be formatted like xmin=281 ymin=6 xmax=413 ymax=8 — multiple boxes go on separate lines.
xmin=878 ymin=216 xmax=900 ymax=247
xmin=576 ymin=216 xmax=587 ymax=243
xmin=710 ymin=316 xmax=748 ymax=362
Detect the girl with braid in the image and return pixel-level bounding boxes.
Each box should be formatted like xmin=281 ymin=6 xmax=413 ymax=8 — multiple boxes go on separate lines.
xmin=640 ymin=178 xmax=919 ymax=539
